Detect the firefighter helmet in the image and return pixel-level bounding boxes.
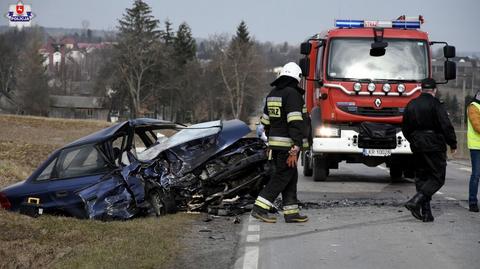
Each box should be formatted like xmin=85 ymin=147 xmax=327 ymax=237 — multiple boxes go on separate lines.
xmin=279 ymin=62 xmax=302 ymax=82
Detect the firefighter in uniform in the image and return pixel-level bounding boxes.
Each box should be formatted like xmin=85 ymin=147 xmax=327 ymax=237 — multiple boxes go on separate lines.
xmin=252 ymin=62 xmax=309 ymax=223
xmin=402 ymin=78 xmax=457 ymax=222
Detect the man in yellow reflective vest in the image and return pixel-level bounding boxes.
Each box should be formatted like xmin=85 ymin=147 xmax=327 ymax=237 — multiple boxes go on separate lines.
xmin=252 ymin=62 xmax=309 ymax=223
xmin=467 ymin=91 xmax=480 ymax=212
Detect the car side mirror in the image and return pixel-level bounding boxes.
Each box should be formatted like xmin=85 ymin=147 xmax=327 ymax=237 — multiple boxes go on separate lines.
xmin=444 ymin=60 xmax=456 ymax=81
xmin=300 ymin=42 xmax=311 ymax=55
xmin=444 ymin=45 xmax=456 ymax=58
xmin=299 ymin=58 xmax=310 ymax=78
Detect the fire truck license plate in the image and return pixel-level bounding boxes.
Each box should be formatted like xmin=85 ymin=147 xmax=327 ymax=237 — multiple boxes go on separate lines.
xmin=363 ymin=149 xmax=391 ymax=156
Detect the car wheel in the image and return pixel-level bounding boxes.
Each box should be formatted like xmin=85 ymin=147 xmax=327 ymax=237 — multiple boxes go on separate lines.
xmin=403 ymin=169 xmax=415 ymax=179
xmin=149 ymin=189 xmax=166 ymax=217
xmin=149 ymin=189 xmax=177 ymax=217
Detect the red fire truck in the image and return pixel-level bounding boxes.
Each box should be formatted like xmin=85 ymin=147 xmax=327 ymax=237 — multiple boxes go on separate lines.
xmin=299 ymin=16 xmax=457 ymax=182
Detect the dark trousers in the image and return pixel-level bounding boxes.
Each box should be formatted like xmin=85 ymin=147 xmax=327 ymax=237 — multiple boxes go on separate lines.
xmin=469 ymin=149 xmax=480 ymax=205
xmin=414 ymin=151 xmax=447 ymax=197
xmin=258 ymin=150 xmax=298 ymax=206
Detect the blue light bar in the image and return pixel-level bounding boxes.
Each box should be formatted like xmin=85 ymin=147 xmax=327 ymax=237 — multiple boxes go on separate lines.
xmin=335 ymin=19 xmax=421 ymax=29
xmin=335 ymin=20 xmax=364 ymax=28
xmin=392 ymin=20 xmax=421 ymax=29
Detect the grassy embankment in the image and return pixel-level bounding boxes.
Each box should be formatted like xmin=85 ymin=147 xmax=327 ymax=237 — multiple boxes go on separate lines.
xmin=0 ymin=115 xmax=194 ymax=269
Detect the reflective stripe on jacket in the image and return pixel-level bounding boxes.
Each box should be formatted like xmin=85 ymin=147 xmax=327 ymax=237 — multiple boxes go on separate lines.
xmin=260 ymin=85 xmax=307 ymax=150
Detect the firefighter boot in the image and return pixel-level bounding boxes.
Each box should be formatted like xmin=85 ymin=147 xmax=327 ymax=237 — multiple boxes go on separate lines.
xmin=251 ymin=198 xmax=277 ymax=223
xmin=421 ymin=199 xmax=434 ymax=222
xmin=283 ymin=205 xmax=309 ymax=223
xmin=405 ymin=192 xmax=426 ymax=221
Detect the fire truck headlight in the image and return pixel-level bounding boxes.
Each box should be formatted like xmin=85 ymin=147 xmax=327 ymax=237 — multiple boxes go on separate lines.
xmin=353 ymin=83 xmax=362 ymax=92
xmin=397 ymin=84 xmax=406 ymax=93
xmin=367 ymin=83 xmax=376 ymax=92
xmin=382 ymin=83 xmax=391 ymax=93
xmin=315 ymin=126 xmax=340 ymax=137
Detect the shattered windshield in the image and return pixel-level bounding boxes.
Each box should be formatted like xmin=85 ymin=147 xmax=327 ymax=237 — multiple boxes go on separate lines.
xmin=327 ymin=38 xmax=428 ymax=81
xmin=137 ymin=120 xmax=222 ymax=161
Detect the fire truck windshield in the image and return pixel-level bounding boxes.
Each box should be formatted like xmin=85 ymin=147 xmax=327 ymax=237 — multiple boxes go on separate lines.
xmin=327 ymin=38 xmax=428 ymax=81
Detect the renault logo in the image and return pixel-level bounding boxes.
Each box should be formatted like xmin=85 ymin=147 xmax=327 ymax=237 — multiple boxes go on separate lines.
xmin=374 ymin=98 xmax=382 ymax=108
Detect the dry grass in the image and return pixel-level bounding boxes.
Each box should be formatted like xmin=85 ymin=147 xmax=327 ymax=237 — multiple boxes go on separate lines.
xmin=0 ymin=115 xmax=110 ymax=188
xmin=0 ymin=114 xmax=195 ymax=268
xmin=0 ymin=209 xmax=194 ymax=269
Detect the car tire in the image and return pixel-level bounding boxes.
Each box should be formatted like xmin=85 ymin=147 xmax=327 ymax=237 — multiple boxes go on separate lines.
xmin=403 ymin=169 xmax=415 ymax=179
xmin=149 ymin=189 xmax=176 ymax=217
xmin=313 ymin=156 xmax=328 ymax=182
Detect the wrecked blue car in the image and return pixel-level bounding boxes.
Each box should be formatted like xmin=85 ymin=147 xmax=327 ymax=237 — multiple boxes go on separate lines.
xmin=0 ymin=119 xmax=269 ymax=220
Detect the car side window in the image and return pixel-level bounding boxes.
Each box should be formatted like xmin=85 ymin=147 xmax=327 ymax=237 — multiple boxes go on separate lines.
xmin=36 ymin=157 xmax=57 ymax=181
xmin=133 ymin=133 xmax=147 ymax=154
xmin=56 ymin=145 xmax=109 ymax=179
xmin=34 ymin=143 xmax=110 ymax=181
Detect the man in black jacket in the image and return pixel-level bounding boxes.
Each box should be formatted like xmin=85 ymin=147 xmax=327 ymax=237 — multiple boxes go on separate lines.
xmin=252 ymin=62 xmax=309 ymax=223
xmin=402 ymin=78 xmax=457 ymax=222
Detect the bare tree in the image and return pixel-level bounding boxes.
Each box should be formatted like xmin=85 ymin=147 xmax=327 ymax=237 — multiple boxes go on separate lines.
xmin=217 ymin=22 xmax=267 ymax=120
xmin=116 ymin=0 xmax=160 ymax=118
xmin=15 ymin=29 xmax=49 ymax=116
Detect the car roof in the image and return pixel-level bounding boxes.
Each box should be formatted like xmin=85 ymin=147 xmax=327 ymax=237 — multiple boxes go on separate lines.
xmin=64 ymin=118 xmax=178 ymax=148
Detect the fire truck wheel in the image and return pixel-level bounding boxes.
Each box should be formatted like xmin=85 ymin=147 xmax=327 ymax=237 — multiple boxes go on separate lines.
xmin=303 ymin=151 xmax=313 ymax=177
xmin=389 ymin=166 xmax=403 ymax=182
xmin=313 ymin=156 xmax=328 ymax=182
xmin=403 ymin=169 xmax=415 ymax=179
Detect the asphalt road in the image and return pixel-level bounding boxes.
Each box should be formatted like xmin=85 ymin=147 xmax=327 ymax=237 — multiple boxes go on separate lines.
xmin=234 ymin=161 xmax=480 ymax=269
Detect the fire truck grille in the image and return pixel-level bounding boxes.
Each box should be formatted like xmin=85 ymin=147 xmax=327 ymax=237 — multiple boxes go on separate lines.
xmin=338 ymin=106 xmax=403 ymax=117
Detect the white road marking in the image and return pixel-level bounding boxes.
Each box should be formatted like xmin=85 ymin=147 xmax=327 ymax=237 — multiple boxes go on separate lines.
xmin=445 ymin=197 xmax=457 ymax=201
xmin=377 ymin=165 xmax=388 ymax=171
xmin=246 ymin=234 xmax=260 ymax=243
xmin=248 ymin=225 xmax=260 ymax=232
xmin=243 ymin=246 xmax=259 ymax=269
xmin=437 ymin=191 xmax=444 ymax=195
xmin=459 ymin=167 xmax=472 ymax=173
xmin=240 ymin=218 xmax=261 ymax=269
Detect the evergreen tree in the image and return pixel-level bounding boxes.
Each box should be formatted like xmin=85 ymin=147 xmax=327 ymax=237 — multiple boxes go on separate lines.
xmin=217 ymin=21 xmax=266 ymax=120
xmin=174 ymin=22 xmax=196 ymax=66
xmin=116 ymin=0 xmax=160 ymax=118
xmin=232 ymin=20 xmax=251 ymax=45
xmin=162 ymin=19 xmax=175 ymax=45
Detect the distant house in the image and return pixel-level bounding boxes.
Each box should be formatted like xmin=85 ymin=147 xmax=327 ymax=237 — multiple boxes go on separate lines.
xmin=49 ymin=95 xmax=109 ymax=120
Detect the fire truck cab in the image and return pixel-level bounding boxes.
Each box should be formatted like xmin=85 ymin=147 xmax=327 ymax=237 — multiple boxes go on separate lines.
xmin=299 ymin=16 xmax=457 ymax=182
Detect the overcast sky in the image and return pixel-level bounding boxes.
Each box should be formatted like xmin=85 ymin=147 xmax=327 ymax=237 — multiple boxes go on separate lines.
xmin=2 ymin=0 xmax=479 ymax=52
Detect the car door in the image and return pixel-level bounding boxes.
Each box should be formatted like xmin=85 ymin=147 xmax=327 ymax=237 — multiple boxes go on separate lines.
xmin=25 ymin=143 xmax=113 ymax=218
